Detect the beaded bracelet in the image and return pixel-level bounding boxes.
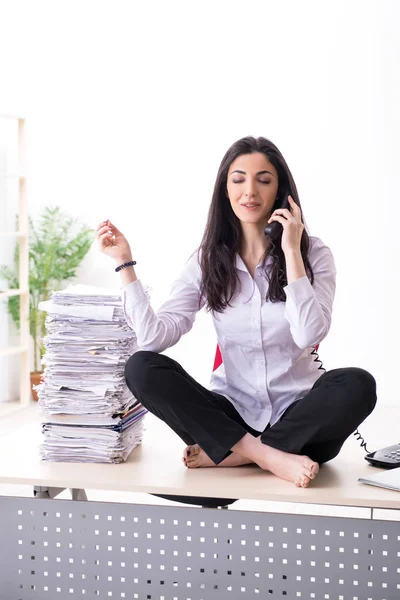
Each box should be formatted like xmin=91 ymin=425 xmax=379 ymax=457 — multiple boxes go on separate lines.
xmin=115 ymin=260 xmax=137 ymax=272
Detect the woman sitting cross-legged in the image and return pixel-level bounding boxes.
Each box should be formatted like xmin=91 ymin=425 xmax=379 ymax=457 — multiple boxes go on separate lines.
xmin=96 ymin=135 xmax=377 ymax=488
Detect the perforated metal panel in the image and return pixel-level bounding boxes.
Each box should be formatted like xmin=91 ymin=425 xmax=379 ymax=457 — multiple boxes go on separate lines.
xmin=0 ymin=496 xmax=399 ymax=600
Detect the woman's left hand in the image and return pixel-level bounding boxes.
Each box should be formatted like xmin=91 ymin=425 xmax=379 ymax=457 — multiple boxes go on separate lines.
xmin=267 ymin=195 xmax=304 ymax=254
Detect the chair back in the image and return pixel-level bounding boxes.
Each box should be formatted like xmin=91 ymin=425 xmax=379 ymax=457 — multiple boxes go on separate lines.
xmin=213 ymin=343 xmax=319 ymax=371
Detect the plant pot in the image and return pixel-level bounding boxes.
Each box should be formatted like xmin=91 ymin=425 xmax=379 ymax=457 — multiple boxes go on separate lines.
xmin=30 ymin=371 xmax=43 ymax=401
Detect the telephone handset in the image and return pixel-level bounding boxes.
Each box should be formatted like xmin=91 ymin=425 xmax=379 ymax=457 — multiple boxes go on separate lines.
xmin=264 ymin=192 xmax=291 ymax=240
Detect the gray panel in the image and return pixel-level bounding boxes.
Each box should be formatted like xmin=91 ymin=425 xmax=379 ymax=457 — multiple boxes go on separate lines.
xmin=0 ymin=496 xmax=399 ymax=599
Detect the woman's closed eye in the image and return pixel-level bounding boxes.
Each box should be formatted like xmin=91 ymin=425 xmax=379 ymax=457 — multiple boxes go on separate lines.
xmin=232 ymin=180 xmax=271 ymax=184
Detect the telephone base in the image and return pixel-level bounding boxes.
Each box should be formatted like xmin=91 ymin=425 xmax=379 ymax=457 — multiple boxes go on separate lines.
xmin=365 ymin=443 xmax=400 ymax=469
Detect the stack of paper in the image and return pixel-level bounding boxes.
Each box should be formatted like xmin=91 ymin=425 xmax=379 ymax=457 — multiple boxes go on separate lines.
xmin=36 ymin=284 xmax=149 ymax=463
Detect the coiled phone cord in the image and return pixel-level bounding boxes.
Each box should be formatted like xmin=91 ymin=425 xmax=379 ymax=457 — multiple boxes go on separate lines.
xmin=311 ymin=347 xmax=371 ymax=453
xmin=353 ymin=429 xmax=371 ymax=453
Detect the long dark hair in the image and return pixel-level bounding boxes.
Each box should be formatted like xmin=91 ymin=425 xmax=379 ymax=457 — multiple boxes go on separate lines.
xmin=197 ymin=136 xmax=314 ymax=313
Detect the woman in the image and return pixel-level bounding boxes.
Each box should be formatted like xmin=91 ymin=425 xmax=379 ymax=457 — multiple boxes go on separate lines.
xmin=96 ymin=135 xmax=376 ymax=488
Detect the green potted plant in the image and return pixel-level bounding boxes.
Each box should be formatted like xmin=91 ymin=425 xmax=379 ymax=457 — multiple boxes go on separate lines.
xmin=0 ymin=206 xmax=94 ymax=400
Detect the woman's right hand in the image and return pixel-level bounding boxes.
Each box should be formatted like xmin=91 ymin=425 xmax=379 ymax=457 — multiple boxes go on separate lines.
xmin=96 ymin=220 xmax=133 ymax=263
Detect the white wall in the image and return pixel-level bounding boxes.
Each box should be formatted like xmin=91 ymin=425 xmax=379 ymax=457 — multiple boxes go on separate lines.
xmin=1 ymin=0 xmax=399 ymax=407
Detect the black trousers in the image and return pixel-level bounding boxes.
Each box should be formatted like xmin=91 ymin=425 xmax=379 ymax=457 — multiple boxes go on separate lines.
xmin=125 ymin=350 xmax=377 ymax=466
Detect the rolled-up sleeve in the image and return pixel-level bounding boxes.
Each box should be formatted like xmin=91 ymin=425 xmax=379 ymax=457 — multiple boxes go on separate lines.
xmin=121 ymin=250 xmax=205 ymax=353
xmin=283 ymin=237 xmax=336 ymax=349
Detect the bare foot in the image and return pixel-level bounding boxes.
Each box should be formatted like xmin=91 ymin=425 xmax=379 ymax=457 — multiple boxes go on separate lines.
xmin=256 ymin=444 xmax=319 ymax=488
xmin=182 ymin=444 xmax=254 ymax=468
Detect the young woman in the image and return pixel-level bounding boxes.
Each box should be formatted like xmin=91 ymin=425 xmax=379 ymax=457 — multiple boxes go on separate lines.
xmin=96 ymin=136 xmax=376 ymax=488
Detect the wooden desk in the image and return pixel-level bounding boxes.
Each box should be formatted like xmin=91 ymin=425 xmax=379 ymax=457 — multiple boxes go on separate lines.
xmin=0 ymin=404 xmax=399 ymax=599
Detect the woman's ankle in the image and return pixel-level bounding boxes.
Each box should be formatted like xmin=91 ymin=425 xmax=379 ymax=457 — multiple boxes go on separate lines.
xmin=231 ymin=433 xmax=262 ymax=461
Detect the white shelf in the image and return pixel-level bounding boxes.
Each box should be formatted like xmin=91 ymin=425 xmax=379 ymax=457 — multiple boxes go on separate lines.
xmin=0 ymin=114 xmax=30 ymax=406
xmin=0 ymin=345 xmax=28 ymax=358
xmin=0 ymin=289 xmax=29 ymax=299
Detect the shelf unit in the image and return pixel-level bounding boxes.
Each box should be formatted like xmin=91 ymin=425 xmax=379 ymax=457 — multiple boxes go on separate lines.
xmin=0 ymin=115 xmax=30 ymax=409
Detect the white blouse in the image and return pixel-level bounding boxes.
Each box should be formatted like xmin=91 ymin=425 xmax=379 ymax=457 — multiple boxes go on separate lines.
xmin=121 ymin=236 xmax=337 ymax=431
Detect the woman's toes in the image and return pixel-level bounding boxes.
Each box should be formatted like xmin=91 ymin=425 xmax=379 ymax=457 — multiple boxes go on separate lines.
xmin=301 ymin=473 xmax=311 ymax=488
xmin=296 ymin=477 xmax=307 ymax=488
xmin=302 ymin=457 xmax=314 ymax=469
xmin=301 ymin=465 xmax=314 ymax=479
xmin=302 ymin=459 xmax=319 ymax=478
xmin=185 ymin=444 xmax=201 ymax=459
xmin=184 ymin=445 xmax=195 ymax=460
